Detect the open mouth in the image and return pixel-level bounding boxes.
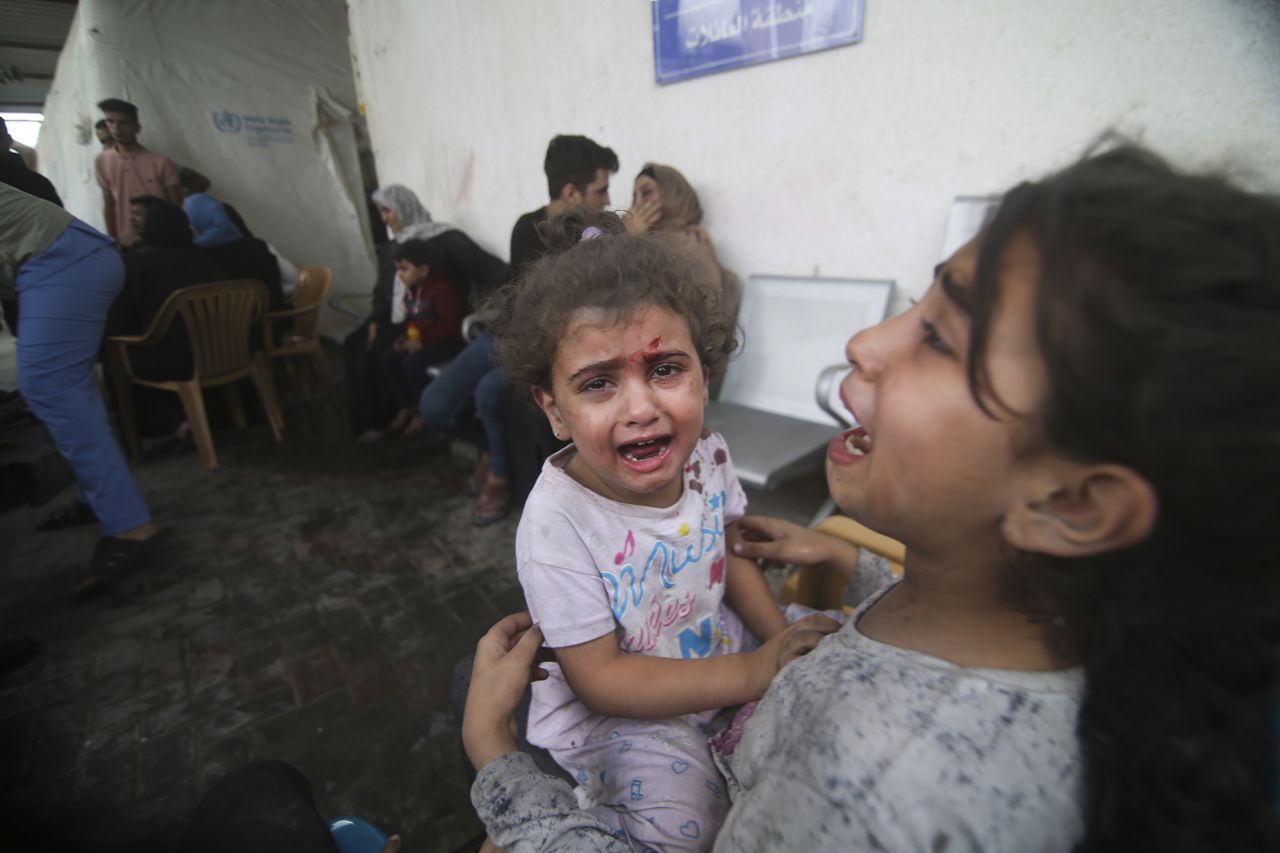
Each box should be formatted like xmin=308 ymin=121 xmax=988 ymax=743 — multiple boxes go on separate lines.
xmin=619 ymin=436 xmax=671 ymax=463
xmin=843 ymin=427 xmax=872 ymax=457
xmin=828 ymin=426 xmax=872 ymax=464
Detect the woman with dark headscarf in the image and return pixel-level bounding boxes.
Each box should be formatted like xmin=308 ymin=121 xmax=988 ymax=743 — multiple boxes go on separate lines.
xmin=343 ymin=183 xmax=508 ymax=443
xmin=625 ymin=163 xmax=740 ymax=323
xmin=106 ymin=196 xmax=226 ymax=435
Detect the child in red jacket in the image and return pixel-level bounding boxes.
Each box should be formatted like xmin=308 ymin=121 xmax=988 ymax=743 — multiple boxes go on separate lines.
xmin=373 ymin=238 xmax=465 ymax=438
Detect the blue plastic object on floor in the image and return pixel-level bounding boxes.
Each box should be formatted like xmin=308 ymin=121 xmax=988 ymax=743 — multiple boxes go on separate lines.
xmin=329 ymin=816 xmax=388 ymax=853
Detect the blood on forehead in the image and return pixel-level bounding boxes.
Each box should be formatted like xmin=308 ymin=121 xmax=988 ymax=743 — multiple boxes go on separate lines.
xmin=624 ymin=339 xmax=667 ymax=366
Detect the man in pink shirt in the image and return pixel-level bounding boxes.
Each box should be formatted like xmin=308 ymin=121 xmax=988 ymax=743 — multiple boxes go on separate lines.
xmin=94 ymin=99 xmax=183 ymax=247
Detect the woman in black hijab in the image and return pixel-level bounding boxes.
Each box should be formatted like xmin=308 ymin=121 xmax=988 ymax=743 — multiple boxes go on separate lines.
xmin=106 ymin=196 xmax=226 ymax=435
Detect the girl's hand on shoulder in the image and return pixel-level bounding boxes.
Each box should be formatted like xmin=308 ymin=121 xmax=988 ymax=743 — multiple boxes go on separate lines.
xmin=749 ymin=612 xmax=842 ymax=690
xmin=733 ymin=515 xmax=860 ymax=579
xmin=462 ymin=612 xmax=552 ymax=771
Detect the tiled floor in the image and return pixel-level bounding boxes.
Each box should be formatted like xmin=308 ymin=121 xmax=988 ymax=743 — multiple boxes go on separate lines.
xmin=0 ymin=335 xmax=830 ymax=852
xmin=0 ymin=357 xmax=524 ymax=851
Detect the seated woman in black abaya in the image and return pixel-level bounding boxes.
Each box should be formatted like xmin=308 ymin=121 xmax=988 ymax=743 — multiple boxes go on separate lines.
xmin=106 ymin=196 xmax=227 ymax=437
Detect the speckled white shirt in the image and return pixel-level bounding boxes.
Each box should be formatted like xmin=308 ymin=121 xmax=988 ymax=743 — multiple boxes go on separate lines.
xmin=712 ymin=582 xmax=1085 ymax=852
xmin=474 ymin=578 xmax=1086 ymax=852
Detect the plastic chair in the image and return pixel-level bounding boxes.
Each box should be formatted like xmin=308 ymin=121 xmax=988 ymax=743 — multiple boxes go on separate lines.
xmin=263 ymin=263 xmax=338 ymax=405
xmin=106 ymin=279 xmax=285 ymax=470
xmin=778 ymin=514 xmax=905 ymax=613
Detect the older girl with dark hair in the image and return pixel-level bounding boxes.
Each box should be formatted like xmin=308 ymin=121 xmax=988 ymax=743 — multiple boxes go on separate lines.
xmin=462 ymin=145 xmax=1280 ymax=851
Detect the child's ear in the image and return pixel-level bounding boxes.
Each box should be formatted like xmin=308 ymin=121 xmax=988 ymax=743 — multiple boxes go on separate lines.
xmin=531 ymin=385 xmax=568 ymax=439
xmin=1002 ymin=463 xmax=1158 ymax=557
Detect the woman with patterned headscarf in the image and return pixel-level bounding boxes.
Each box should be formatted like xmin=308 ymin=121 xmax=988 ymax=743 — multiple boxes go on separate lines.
xmin=625 ymin=163 xmax=740 ymax=324
xmin=344 ymin=184 xmax=509 ymax=443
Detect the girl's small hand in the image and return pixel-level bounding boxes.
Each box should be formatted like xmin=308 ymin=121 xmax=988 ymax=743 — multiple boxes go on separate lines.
xmin=733 ymin=515 xmax=860 ymax=579
xmin=366 ymin=322 xmax=378 ymax=347
xmin=750 ymin=613 xmax=842 ymax=689
xmin=462 ymin=613 xmax=550 ymax=771
xmin=403 ymin=338 xmax=423 ymax=353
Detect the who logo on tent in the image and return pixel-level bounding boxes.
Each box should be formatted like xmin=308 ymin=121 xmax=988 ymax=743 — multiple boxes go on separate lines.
xmin=212 ymin=110 xmax=243 ymax=134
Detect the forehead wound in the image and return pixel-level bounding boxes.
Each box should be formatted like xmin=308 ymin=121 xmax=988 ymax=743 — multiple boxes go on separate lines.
xmin=623 ymin=338 xmax=664 ymax=366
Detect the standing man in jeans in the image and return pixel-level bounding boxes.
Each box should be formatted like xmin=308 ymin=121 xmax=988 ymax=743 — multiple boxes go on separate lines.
xmin=0 ymin=183 xmax=162 ymax=596
xmin=95 ymin=98 xmax=183 ymax=247
xmin=418 ymin=135 xmax=618 ymax=525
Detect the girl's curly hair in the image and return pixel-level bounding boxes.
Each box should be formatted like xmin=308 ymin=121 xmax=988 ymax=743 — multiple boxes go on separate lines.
xmin=488 ymin=207 xmax=738 ymax=391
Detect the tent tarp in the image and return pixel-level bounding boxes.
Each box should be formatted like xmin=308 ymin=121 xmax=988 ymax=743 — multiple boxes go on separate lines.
xmin=39 ymin=0 xmax=374 ymax=336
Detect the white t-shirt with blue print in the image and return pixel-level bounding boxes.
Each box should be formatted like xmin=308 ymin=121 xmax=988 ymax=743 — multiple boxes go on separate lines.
xmin=517 ymin=430 xmax=749 ymax=751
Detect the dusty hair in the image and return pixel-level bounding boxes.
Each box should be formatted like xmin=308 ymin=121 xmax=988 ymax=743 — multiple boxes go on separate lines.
xmin=971 ymin=144 xmax=1280 ymax=850
xmin=489 ymin=207 xmax=738 ymax=391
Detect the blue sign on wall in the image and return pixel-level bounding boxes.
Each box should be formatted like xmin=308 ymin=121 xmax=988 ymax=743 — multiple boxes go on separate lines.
xmin=652 ymin=0 xmax=864 ymax=86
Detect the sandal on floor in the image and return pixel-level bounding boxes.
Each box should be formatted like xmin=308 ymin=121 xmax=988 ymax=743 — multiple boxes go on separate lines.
xmin=467 ymin=456 xmax=491 ymax=496
xmin=36 ymin=499 xmax=98 ymax=532
xmin=73 ymin=529 xmax=169 ymax=600
xmin=470 ymin=482 xmax=511 ymax=527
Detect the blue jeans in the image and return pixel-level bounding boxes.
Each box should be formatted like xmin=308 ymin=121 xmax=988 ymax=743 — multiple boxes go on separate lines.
xmin=17 ymin=220 xmax=151 ymax=535
xmin=417 ymin=331 xmax=510 ymax=478
xmin=377 ymin=338 xmax=466 ymax=410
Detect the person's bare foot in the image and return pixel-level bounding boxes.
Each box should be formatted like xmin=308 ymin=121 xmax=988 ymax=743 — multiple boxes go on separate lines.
xmin=468 ymin=453 xmax=492 ymax=495
xmin=380 ymin=834 xmax=402 ymax=853
xmin=173 ymin=421 xmax=192 ymax=442
xmin=356 ymin=429 xmax=385 ymax=445
xmin=388 ymin=408 xmax=413 ymax=431
xmin=402 ymin=414 xmax=425 ymax=436
xmin=471 ymin=476 xmax=511 ymax=527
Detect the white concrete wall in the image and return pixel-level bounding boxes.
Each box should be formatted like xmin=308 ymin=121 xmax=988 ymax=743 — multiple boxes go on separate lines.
xmin=347 ymin=0 xmax=1280 ymax=311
